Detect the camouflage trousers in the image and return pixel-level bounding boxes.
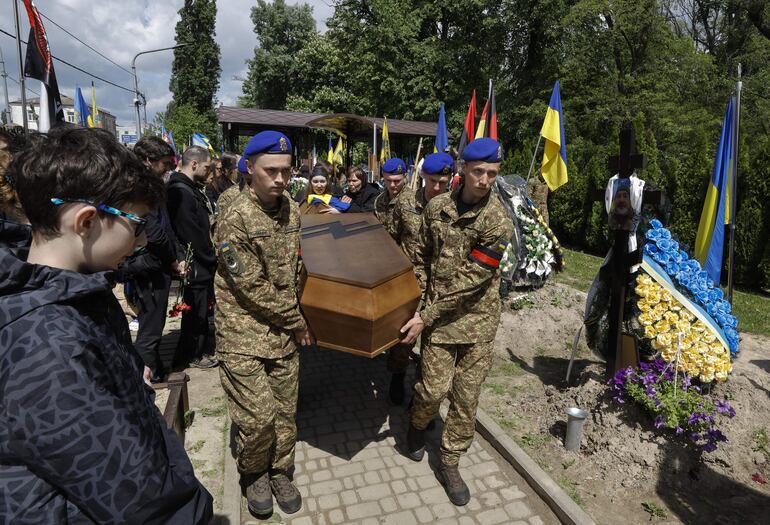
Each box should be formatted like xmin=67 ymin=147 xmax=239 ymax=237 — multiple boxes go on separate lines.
xmin=219 ymin=351 xmax=299 ymax=475
xmin=410 ymin=339 xmax=493 ymax=465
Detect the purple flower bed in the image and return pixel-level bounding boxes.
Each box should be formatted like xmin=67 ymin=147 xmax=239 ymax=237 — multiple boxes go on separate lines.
xmin=610 ymin=359 xmax=734 ymax=452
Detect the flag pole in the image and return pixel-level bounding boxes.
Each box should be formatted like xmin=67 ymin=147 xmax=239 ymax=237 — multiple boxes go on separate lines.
xmin=525 ymin=134 xmax=543 ymax=185
xmin=13 ymin=0 xmax=28 ymax=132
xmin=727 ymin=64 xmax=741 ymax=304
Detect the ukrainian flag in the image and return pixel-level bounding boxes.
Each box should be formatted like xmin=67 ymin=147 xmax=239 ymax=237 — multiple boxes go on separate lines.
xmin=192 ymin=132 xmax=215 ymax=157
xmin=74 ymin=87 xmax=90 ymax=127
xmin=695 ymin=98 xmax=735 ymax=283
xmin=540 ymin=80 xmax=568 ymax=191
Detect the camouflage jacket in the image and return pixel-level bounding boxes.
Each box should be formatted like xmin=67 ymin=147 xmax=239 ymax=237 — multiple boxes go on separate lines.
xmin=417 ymin=187 xmax=514 ymax=344
xmin=374 ymin=188 xmax=402 ymax=238
xmin=217 ymin=183 xmax=243 ymax=216
xmin=214 ymin=190 xmax=306 ymax=359
xmin=390 ymin=187 xmax=429 ymax=292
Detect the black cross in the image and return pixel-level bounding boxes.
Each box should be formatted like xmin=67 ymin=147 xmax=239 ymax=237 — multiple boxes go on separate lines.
xmin=302 ymin=220 xmax=384 ymax=240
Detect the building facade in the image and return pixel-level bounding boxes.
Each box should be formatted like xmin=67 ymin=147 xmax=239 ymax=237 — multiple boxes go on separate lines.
xmin=9 ymin=95 xmax=117 ymax=136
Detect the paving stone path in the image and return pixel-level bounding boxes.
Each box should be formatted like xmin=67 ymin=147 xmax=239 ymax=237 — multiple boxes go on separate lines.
xmin=240 ymin=346 xmax=557 ymax=525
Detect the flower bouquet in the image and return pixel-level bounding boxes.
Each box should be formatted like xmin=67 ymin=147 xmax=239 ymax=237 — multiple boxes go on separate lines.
xmin=168 ymin=243 xmax=194 ymax=318
xmin=610 ymin=358 xmax=735 ymax=452
xmin=634 ymin=220 xmax=739 ymax=383
xmin=289 ymin=177 xmax=308 ymax=199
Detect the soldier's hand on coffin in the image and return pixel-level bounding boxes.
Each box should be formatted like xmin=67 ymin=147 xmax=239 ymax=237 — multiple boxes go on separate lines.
xmin=294 ymin=327 xmax=315 ymax=347
xmin=319 ymin=206 xmax=341 ymax=214
xmin=400 ymin=312 xmax=425 ymax=344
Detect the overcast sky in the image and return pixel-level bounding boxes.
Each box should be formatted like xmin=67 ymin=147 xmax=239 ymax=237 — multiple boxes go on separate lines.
xmin=0 ymin=0 xmax=334 ymax=127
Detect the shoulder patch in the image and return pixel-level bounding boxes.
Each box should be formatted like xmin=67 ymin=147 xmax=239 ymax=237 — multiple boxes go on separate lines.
xmin=220 ymin=243 xmax=244 ymax=275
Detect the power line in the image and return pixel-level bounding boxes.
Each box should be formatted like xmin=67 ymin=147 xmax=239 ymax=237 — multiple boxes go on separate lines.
xmin=4 ymin=72 xmax=41 ymax=96
xmin=0 ymin=28 xmax=135 ymax=93
xmin=38 ymin=11 xmax=133 ymax=76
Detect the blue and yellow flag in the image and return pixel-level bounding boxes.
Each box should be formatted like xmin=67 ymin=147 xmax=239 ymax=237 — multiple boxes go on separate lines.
xmin=326 ymin=138 xmax=334 ymax=164
xmin=74 ymin=87 xmax=90 ymax=127
xmin=695 ymin=98 xmax=735 ymax=283
xmin=192 ymin=132 xmax=215 ymax=157
xmin=540 ymin=80 xmax=568 ymax=191
xmin=434 ymin=102 xmax=448 ymax=153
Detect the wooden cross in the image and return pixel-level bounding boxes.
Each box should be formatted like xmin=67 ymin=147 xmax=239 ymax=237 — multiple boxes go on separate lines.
xmin=590 ymin=124 xmax=656 ymax=375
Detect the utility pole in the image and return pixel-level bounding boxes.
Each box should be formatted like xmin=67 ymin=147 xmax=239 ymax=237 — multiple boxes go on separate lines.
xmin=131 ymin=43 xmax=188 ymax=139
xmin=13 ymin=0 xmax=28 ymax=131
xmin=0 ymin=47 xmax=10 ymax=125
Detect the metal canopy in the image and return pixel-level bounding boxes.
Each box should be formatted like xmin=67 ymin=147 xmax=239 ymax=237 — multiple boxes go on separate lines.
xmin=217 ymin=107 xmax=438 ymax=138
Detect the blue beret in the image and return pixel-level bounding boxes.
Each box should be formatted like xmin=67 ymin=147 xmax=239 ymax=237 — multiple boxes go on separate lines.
xmin=237 ymin=156 xmax=247 ymax=174
xmin=422 ymin=152 xmax=454 ymax=176
xmin=462 ymin=138 xmax=503 ymax=162
xmin=243 ymin=130 xmax=292 ymax=158
xmin=382 ymin=158 xmax=406 ymax=175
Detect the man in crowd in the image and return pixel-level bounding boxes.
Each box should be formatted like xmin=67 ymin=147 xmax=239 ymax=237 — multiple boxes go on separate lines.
xmin=385 ymin=152 xmax=453 ymax=404
xmin=214 ymin=131 xmax=312 ymax=517
xmin=400 ymin=138 xmax=514 ymax=506
xmin=374 ymin=157 xmax=407 ymax=234
xmin=167 ymin=146 xmax=218 ymax=369
xmin=120 ymin=136 xmax=183 ymax=382
xmin=373 ymin=157 xmax=413 ymax=403
xmin=0 ymin=128 xmax=212 ymax=523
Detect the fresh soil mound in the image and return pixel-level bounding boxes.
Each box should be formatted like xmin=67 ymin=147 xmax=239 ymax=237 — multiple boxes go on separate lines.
xmin=482 ymin=282 xmax=770 ymax=524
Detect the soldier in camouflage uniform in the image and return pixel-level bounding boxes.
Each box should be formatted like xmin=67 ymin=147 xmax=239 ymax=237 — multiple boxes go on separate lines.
xmin=372 ymin=158 xmax=413 ymax=404
xmin=214 ymin=131 xmax=312 ymax=517
xmin=400 ymin=138 xmax=514 ymax=506
xmin=215 ymin=155 xmax=249 ymax=217
xmin=387 ymin=153 xmax=453 ymax=404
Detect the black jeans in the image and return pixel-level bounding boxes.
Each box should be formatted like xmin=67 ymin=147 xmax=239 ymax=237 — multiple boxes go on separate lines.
xmin=134 ymin=272 xmax=172 ymax=374
xmin=174 ymin=282 xmax=212 ymax=366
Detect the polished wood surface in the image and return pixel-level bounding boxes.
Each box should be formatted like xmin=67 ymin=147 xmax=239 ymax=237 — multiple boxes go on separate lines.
xmin=300 ymin=213 xmax=414 ymax=288
xmin=300 ymin=258 xmax=421 ymax=357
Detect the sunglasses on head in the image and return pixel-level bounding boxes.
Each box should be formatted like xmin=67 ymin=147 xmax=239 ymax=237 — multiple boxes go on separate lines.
xmin=50 ymin=198 xmax=147 ymax=237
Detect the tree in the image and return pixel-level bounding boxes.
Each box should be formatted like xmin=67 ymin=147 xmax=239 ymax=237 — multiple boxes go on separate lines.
xmin=167 ymin=0 xmax=221 ymax=147
xmin=241 ymin=0 xmax=317 ymax=109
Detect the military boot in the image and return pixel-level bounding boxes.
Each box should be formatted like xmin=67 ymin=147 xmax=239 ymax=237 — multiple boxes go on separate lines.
xmin=245 ymin=471 xmax=272 ymax=517
xmin=270 ymin=473 xmax=302 ymax=514
xmin=437 ymin=463 xmax=470 ymax=506
xmin=389 ymin=373 xmax=405 ymax=405
xmin=405 ymin=423 xmax=425 ymax=461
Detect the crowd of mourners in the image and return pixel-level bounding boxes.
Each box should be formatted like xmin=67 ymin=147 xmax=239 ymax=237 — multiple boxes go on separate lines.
xmin=0 ymin=123 xmax=513 ymax=522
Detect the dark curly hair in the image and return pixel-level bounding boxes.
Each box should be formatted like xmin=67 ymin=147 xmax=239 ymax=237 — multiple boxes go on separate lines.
xmin=11 ymin=128 xmax=165 ymax=238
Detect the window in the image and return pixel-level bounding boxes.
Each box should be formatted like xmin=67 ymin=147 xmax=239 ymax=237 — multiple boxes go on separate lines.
xmin=27 ymin=110 xmax=38 ymax=121
xmin=66 ymin=113 xmax=75 ymax=123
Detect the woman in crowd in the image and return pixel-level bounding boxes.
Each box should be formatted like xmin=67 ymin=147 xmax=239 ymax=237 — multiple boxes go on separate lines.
xmin=0 ymin=127 xmax=35 ymax=249
xmin=344 ymin=165 xmax=380 ymax=212
xmin=206 ymin=152 xmax=239 ymax=203
xmin=299 ymin=164 xmax=351 ymax=214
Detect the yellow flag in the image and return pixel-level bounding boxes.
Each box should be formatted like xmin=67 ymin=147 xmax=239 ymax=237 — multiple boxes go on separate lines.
xmin=380 ymin=117 xmax=391 ymax=163
xmin=333 ymin=137 xmax=344 ymax=165
xmin=87 ymin=82 xmax=99 ymax=128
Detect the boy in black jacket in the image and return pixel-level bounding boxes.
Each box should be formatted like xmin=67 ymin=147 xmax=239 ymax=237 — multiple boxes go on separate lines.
xmin=167 ymin=146 xmax=218 ymax=369
xmin=0 ymin=128 xmax=213 ymax=524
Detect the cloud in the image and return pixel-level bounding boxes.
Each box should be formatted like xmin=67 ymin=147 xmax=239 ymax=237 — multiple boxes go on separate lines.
xmin=1 ymin=0 xmax=334 ymax=126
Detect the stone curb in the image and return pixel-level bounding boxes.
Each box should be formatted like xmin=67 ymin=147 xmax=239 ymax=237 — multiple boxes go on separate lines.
xmin=221 ymin=417 xmax=241 ymax=525
xmin=475 ymin=408 xmax=596 ymax=525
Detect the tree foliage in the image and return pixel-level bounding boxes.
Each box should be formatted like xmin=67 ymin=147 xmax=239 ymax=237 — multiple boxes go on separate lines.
xmin=241 ymin=0 xmax=770 ymax=289
xmin=168 ymin=0 xmax=221 ymax=147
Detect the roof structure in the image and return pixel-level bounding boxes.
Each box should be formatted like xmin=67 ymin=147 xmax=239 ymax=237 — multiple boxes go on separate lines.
xmin=217 ymin=107 xmax=437 ymax=138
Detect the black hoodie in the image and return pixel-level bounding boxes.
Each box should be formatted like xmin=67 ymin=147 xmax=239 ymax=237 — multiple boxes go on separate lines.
xmin=345 ymin=182 xmax=381 ymax=213
xmin=0 ymin=248 xmax=212 ymax=524
xmin=0 ymin=213 xmax=31 ymax=250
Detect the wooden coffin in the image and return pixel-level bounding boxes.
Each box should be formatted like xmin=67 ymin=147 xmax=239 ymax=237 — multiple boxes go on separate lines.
xmin=300 ymin=213 xmax=421 ymax=358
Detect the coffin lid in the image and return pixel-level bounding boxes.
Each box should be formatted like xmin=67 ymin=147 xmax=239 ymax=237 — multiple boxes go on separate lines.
xmin=300 ymin=213 xmax=414 ymax=288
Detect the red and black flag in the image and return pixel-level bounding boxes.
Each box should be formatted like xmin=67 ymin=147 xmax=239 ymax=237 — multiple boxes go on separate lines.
xmin=457 ymin=89 xmax=477 ymax=159
xmin=22 ymin=0 xmax=64 ymax=131
xmin=475 ymin=81 xmax=497 ymax=140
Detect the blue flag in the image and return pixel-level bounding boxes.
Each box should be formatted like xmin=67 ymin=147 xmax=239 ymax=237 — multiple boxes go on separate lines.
xmin=74 ymin=87 xmax=90 ymax=127
xmin=434 ymin=102 xmax=448 ymax=153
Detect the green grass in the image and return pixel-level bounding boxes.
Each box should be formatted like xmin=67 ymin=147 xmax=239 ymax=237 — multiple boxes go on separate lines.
xmin=752 ymin=429 xmax=770 ymax=458
xmin=519 ymin=432 xmax=548 ymax=449
xmin=495 ymin=361 xmax=524 ymax=376
xmin=642 ymin=501 xmax=668 ymax=520
xmin=555 ymin=248 xmax=770 ymax=336
xmin=557 ymin=476 xmax=585 ymax=507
